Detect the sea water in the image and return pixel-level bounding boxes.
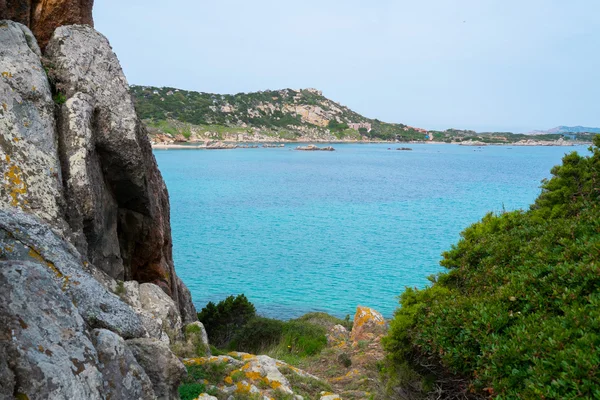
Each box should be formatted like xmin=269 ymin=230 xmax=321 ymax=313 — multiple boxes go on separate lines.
xmin=154 ymin=143 xmax=588 ymax=319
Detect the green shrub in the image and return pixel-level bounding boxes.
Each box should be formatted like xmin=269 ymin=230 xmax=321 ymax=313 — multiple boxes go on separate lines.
xmin=293 ymin=312 xmax=352 ymax=331
xmin=178 ymin=383 xmax=207 ymax=400
xmin=198 ymin=294 xmax=256 ymax=347
xmin=53 ymin=92 xmax=66 ymax=105
xmin=229 ymin=316 xmax=285 ymax=353
xmin=384 ymin=136 xmax=600 ymax=398
xmin=281 ymin=321 xmax=327 ymax=357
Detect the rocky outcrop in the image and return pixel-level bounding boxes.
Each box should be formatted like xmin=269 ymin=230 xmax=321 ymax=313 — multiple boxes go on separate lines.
xmin=327 ymin=324 xmax=350 ymax=347
xmin=0 ymin=0 xmax=94 ymax=49
xmin=0 ymin=260 xmax=105 ymax=399
xmin=120 ymin=281 xmax=183 ymax=344
xmin=0 ymin=21 xmax=64 ymax=228
xmin=42 ymin=24 xmax=195 ymax=321
xmin=91 ymin=329 xmax=156 ymax=399
xmin=350 ymin=306 xmax=387 ymax=343
xmin=182 ymin=352 xmax=333 ymax=399
xmin=295 ymin=145 xmax=335 ymax=151
xmin=0 ymin=20 xmax=199 ymax=400
xmin=127 ymin=338 xmax=187 ymax=400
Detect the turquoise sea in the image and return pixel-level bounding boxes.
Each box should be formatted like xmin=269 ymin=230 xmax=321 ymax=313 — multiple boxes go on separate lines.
xmin=154 ymin=143 xmax=588 ymax=319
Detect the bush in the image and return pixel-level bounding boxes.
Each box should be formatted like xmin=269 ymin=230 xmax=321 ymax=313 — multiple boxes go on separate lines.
xmin=197 ymin=294 xmax=256 ymax=347
xmin=383 ymin=136 xmax=600 ymax=398
xmin=229 ymin=317 xmax=285 ymax=353
xmin=281 ymin=321 xmax=327 ymax=357
xmin=178 ymin=383 xmax=207 ymax=400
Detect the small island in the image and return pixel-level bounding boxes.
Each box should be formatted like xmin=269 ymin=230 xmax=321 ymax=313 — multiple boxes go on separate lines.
xmin=295 ymin=145 xmax=335 ymax=151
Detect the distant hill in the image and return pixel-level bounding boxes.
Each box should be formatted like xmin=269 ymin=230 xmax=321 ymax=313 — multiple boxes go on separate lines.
xmin=130 ymin=85 xmax=429 ymax=142
xmin=529 ymin=126 xmax=600 ymax=135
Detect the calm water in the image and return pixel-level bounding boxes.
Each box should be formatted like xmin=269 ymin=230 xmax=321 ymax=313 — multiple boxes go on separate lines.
xmin=154 ymin=143 xmax=587 ymax=319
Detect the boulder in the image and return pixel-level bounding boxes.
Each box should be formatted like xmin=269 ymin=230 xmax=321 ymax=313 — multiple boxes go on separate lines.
xmin=0 ymin=0 xmax=94 ymax=50
xmin=90 ymin=329 xmax=156 ymax=400
xmin=120 ymin=281 xmax=183 ymax=343
xmin=327 ymin=324 xmax=350 ymax=347
xmin=0 ymin=20 xmax=64 ymax=229
xmin=350 ymin=306 xmax=387 ymax=343
xmin=186 ymin=321 xmax=210 ymax=355
xmin=127 ymin=338 xmax=187 ymax=400
xmin=0 ymin=260 xmax=104 ymax=399
xmin=0 ymin=208 xmax=146 ymax=338
xmin=45 ymin=24 xmax=197 ymax=320
xmin=195 ymin=394 xmax=218 ymax=400
xmin=119 ymin=281 xmax=183 ymax=344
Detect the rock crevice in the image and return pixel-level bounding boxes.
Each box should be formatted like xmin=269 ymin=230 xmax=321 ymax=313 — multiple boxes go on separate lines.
xmin=0 ymin=19 xmax=196 ymax=399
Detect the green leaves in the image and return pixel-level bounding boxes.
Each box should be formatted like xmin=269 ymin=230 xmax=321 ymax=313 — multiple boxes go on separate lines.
xmin=385 ymin=136 xmax=600 ymax=398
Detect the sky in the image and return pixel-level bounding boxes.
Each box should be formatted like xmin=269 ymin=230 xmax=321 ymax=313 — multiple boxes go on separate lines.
xmin=95 ymin=0 xmax=600 ymax=133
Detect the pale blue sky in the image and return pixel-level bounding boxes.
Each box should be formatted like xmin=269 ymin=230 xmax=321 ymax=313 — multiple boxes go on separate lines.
xmin=95 ymin=0 xmax=599 ymax=132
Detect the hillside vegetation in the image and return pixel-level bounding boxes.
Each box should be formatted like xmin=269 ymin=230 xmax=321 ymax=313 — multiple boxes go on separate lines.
xmin=130 ymin=85 xmax=429 ymax=142
xmin=131 ymin=86 xmax=593 ymax=144
xmin=384 ymin=136 xmax=600 ymax=398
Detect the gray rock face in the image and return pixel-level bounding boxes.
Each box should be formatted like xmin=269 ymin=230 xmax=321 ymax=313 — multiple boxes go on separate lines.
xmin=91 ymin=329 xmax=156 ymax=400
xmin=127 ymin=338 xmax=187 ymax=400
xmin=0 ymin=21 xmax=198 ymax=399
xmin=45 ymin=24 xmax=197 ymax=321
xmin=121 ymin=281 xmax=183 ymax=344
xmin=0 ymin=208 xmax=146 ymax=338
xmin=0 ymin=20 xmax=64 ymax=228
xmin=0 ymin=260 xmax=104 ymax=399
xmin=57 ymin=91 xmax=124 ymax=277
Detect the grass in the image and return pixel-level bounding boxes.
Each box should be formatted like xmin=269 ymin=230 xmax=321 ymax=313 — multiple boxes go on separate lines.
xmin=280 ymin=366 xmax=332 ymax=399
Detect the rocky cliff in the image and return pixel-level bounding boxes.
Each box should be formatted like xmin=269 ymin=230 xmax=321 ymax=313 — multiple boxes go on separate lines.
xmin=0 ymin=20 xmax=201 ymax=399
xmin=0 ymin=0 xmax=93 ymax=49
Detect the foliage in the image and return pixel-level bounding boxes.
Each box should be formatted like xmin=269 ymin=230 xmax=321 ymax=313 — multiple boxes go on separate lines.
xmin=383 ymin=136 xmax=600 ymax=398
xmin=130 ymin=85 xmax=429 ymax=142
xmin=179 ymin=362 xmax=224 ymax=400
xmin=229 ymin=316 xmax=285 ymax=353
xmin=178 ymin=383 xmax=208 ymax=400
xmin=279 ymin=366 xmax=333 ymax=399
xmin=197 ymin=294 xmax=256 ymax=348
xmin=293 ymin=312 xmax=353 ymax=331
xmin=53 ymin=92 xmax=66 ymax=105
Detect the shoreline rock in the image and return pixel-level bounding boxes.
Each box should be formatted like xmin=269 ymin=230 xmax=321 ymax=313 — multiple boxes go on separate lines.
xmin=295 ymin=145 xmax=335 ymax=151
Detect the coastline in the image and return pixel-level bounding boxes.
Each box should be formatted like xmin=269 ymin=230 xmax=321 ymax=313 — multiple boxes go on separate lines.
xmin=151 ymin=140 xmax=589 ymax=150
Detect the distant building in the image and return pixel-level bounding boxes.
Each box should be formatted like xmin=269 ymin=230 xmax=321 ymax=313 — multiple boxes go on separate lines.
xmin=348 ymin=122 xmax=372 ymax=132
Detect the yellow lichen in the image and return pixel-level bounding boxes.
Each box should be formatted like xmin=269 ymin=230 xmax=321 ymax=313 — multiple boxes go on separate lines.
xmin=4 ymin=163 xmax=27 ymax=207
xmin=235 ymin=382 xmax=251 ymax=394
xmin=224 ymin=376 xmax=233 ymax=385
xmin=27 ymin=248 xmax=70 ymax=291
xmin=1 ymin=71 xmax=12 ymax=78
xmin=244 ymin=371 xmax=262 ymax=380
xmin=183 ymin=357 xmax=208 ymax=366
xmin=269 ymin=380 xmax=282 ymax=389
